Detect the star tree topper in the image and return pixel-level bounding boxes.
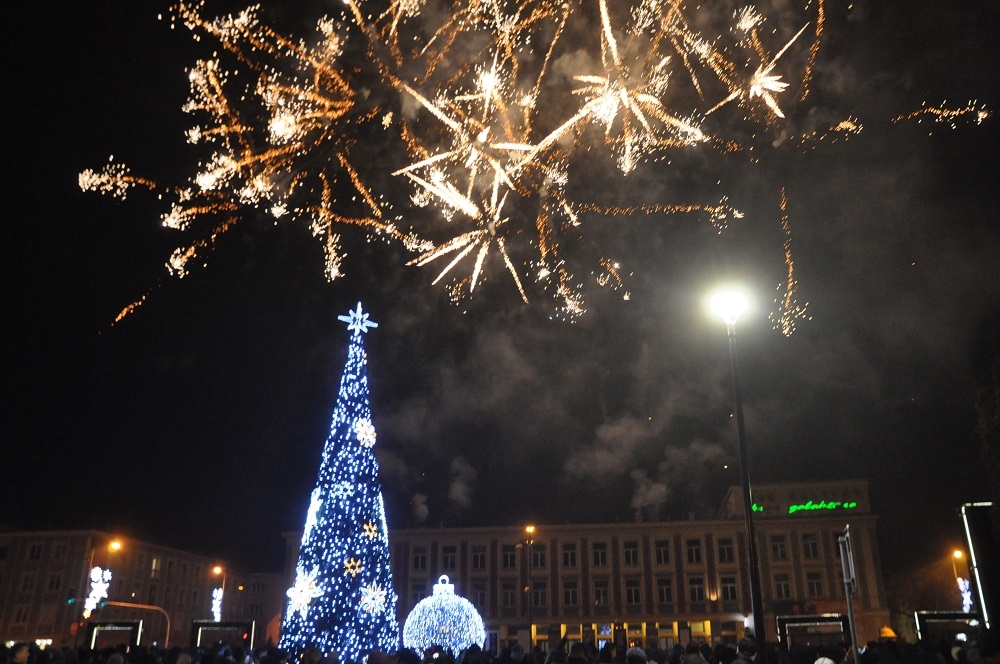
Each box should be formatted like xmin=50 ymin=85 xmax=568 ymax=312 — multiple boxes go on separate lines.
xmin=338 ymin=302 xmax=378 ymax=335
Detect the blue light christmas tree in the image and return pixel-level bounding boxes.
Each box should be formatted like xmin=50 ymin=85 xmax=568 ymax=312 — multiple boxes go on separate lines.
xmin=279 ymin=303 xmax=400 ymax=661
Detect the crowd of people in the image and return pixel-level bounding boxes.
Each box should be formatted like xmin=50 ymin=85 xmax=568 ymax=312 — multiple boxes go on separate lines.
xmin=1 ymin=630 xmax=997 ymax=664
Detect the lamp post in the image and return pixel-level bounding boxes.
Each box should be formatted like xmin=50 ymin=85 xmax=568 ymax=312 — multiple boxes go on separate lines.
xmin=709 ymin=287 xmax=766 ymax=653
xmin=525 ymin=525 xmax=536 ymax=642
xmin=212 ymin=565 xmax=227 ymax=621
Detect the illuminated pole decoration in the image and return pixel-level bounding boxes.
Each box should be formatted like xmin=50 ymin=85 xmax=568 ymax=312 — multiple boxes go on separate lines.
xmin=212 ymin=566 xmax=227 ymax=622
xmin=83 ymin=567 xmax=112 ymax=619
xmin=279 ymin=302 xmax=400 ymax=661
xmin=403 ymin=575 xmax=486 ymax=655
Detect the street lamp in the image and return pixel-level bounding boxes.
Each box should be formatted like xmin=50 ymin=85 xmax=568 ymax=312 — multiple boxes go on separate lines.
xmin=212 ymin=566 xmax=227 ymax=622
xmin=525 ymin=525 xmax=536 ymax=640
xmin=951 ymin=550 xmax=964 ymax=581
xmin=708 ymin=286 xmax=765 ymax=653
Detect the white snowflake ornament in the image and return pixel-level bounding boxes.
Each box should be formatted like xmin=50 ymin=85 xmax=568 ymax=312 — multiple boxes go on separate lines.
xmin=355 ymin=417 xmax=377 ymax=448
xmin=360 ymin=582 xmax=388 ymax=614
xmin=286 ymin=565 xmax=324 ymax=619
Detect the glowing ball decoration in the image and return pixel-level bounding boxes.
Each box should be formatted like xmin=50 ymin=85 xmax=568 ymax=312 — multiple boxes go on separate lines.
xmin=403 ymin=576 xmax=486 ymax=654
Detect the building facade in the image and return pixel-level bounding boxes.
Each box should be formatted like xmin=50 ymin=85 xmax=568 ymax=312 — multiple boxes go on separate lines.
xmin=0 ymin=530 xmax=286 ymax=649
xmin=383 ymin=481 xmax=887 ymax=651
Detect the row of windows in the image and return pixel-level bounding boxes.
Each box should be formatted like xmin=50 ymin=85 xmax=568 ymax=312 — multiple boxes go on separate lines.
xmin=411 ymin=533 xmax=834 ymax=571
xmin=409 ymin=571 xmax=838 ymax=608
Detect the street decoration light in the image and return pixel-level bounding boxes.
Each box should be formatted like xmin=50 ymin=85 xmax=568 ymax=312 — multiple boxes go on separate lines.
xmin=708 ymin=286 xmax=765 ymax=653
xmin=81 ymin=538 xmax=123 ymax=619
xmin=951 ymin=550 xmax=973 ymax=613
xmin=212 ymin=565 xmax=227 ymax=621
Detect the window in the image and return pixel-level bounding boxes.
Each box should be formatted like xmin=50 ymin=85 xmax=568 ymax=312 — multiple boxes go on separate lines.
xmin=502 ymin=581 xmax=517 ymax=608
xmin=411 ymin=583 xmax=427 ymax=605
xmin=250 ymin=604 xmax=262 ymax=617
xmin=181 ymin=562 xmax=189 ymax=579
xmin=655 ymin=540 xmax=670 ymax=565
xmin=442 ymin=545 xmax=456 ymax=569
xmin=29 ymin=543 xmax=43 ymax=560
xmin=13 ymin=605 xmax=29 ymax=624
xmin=166 ymin=559 xmax=175 ymax=583
xmin=806 ymin=571 xmax=824 ymax=597
xmin=151 ymin=557 xmax=161 ymax=579
xmin=148 ymin=584 xmax=157 ymax=604
xmin=625 ymin=578 xmax=641 ymax=605
xmin=531 ymin=544 xmax=546 ymax=569
xmin=562 ymin=543 xmax=577 ymax=567
xmin=502 ymin=545 xmax=517 ymax=569
xmin=48 ymin=574 xmax=62 ymax=592
xmin=775 ymin=573 xmax=792 ymax=599
xmin=593 ymin=542 xmax=608 ymax=566
xmin=55 ymin=544 xmax=68 ymax=561
xmin=771 ymin=536 xmax=787 ymax=561
xmin=472 ymin=545 xmax=487 ymax=570
xmin=178 ymin=589 xmax=185 ymax=604
xmin=191 ymin=589 xmax=199 ymax=607
xmin=0 ymin=545 xmax=8 ymax=560
xmin=718 ymin=538 xmax=734 ymax=564
xmin=656 ymin=577 xmax=673 ymax=603
xmin=687 ymin=539 xmax=702 ymax=564
xmin=720 ymin=576 xmax=737 ymax=601
xmin=472 ymin=581 xmax=486 ymax=607
xmin=624 ymin=541 xmax=639 ymax=566
xmin=563 ymin=580 xmax=579 ymax=607
xmin=413 ymin=547 xmax=427 ymax=570
xmin=21 ymin=574 xmax=36 ymax=592
xmin=688 ymin=576 xmax=705 ymax=602
xmin=594 ymin=578 xmax=609 ymax=605
xmin=531 ymin=581 xmax=547 ymax=607
xmin=802 ymin=534 xmax=819 ymax=559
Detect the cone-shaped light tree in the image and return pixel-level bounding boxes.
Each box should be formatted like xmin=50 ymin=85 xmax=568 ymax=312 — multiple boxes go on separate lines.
xmin=279 ymin=303 xmax=400 ymax=661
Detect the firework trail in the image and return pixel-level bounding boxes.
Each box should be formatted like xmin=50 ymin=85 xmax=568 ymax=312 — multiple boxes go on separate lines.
xmin=770 ymin=187 xmax=809 ymax=337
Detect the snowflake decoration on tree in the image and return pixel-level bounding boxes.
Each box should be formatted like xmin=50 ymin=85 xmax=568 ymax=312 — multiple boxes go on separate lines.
xmin=360 ymin=582 xmax=388 ymax=615
xmin=355 ymin=417 xmax=377 ymax=448
xmin=287 ymin=565 xmax=325 ymax=619
xmin=344 ymin=557 xmax=363 ymax=577
xmin=362 ymin=522 xmax=379 ymax=540
xmin=302 ymin=487 xmax=323 ymax=543
xmin=332 ymin=481 xmax=355 ymax=501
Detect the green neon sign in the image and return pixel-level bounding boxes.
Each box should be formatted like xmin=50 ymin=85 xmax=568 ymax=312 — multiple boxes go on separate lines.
xmin=749 ymin=500 xmax=859 ymax=514
xmin=787 ymin=500 xmax=858 ymax=514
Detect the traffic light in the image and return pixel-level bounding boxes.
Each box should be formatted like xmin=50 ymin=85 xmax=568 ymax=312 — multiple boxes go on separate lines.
xmin=67 ymin=589 xmax=76 ymax=605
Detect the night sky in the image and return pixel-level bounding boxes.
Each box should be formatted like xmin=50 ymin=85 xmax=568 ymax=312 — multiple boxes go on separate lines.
xmin=5 ymin=0 xmax=1000 ymax=586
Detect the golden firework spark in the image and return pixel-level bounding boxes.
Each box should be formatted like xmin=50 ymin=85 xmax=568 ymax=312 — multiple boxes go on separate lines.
xmin=80 ymin=0 xmax=985 ymax=328
xmin=770 ymin=187 xmax=809 ymax=336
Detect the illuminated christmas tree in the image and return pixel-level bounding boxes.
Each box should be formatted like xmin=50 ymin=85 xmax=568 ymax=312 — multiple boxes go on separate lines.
xmin=279 ymin=303 xmax=400 ymax=661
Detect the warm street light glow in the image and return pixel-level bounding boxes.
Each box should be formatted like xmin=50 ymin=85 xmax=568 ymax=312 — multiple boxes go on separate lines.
xmin=109 ymin=540 xmax=122 ymax=552
xmin=953 ymin=550 xmax=964 ymax=559
xmin=708 ymin=288 xmax=750 ymax=325
xmin=213 ymin=565 xmax=224 ymax=575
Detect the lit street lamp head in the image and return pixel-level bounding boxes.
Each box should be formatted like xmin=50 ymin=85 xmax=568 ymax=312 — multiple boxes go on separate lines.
xmin=708 ymin=287 xmax=750 ymax=326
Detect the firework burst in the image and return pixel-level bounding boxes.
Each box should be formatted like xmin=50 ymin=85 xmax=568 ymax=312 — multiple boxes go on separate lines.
xmin=81 ymin=0 xmax=989 ymax=325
